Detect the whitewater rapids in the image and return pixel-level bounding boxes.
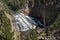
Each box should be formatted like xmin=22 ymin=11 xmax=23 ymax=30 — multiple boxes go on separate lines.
xmin=12 ymin=12 xmax=43 ymax=31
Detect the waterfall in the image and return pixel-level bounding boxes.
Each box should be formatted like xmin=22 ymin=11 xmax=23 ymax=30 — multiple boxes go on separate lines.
xmin=13 ymin=12 xmax=43 ymax=31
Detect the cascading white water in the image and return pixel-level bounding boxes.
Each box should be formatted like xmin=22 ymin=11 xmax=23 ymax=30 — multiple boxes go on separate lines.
xmin=12 ymin=12 xmax=43 ymax=31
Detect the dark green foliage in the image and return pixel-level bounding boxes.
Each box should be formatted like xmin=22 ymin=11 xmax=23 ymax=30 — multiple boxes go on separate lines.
xmin=26 ymin=29 xmax=37 ymax=40
xmin=32 ymin=29 xmax=37 ymax=40
xmin=1 ymin=0 xmax=12 ymax=15
xmin=1 ymin=0 xmax=26 ymax=11
xmin=0 ymin=10 xmax=14 ymax=40
xmin=48 ymin=14 xmax=60 ymax=36
xmin=52 ymin=14 xmax=60 ymax=30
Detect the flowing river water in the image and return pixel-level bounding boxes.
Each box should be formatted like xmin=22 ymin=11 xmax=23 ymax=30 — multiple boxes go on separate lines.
xmin=12 ymin=12 xmax=43 ymax=31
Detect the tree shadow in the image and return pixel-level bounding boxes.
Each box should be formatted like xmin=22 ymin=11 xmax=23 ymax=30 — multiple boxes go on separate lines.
xmin=28 ymin=0 xmax=60 ymax=26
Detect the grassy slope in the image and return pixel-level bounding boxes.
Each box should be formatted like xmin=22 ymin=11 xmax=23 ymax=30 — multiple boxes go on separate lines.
xmin=0 ymin=10 xmax=14 ymax=40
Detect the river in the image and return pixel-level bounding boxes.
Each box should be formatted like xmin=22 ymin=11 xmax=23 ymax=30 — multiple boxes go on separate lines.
xmin=12 ymin=12 xmax=43 ymax=31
